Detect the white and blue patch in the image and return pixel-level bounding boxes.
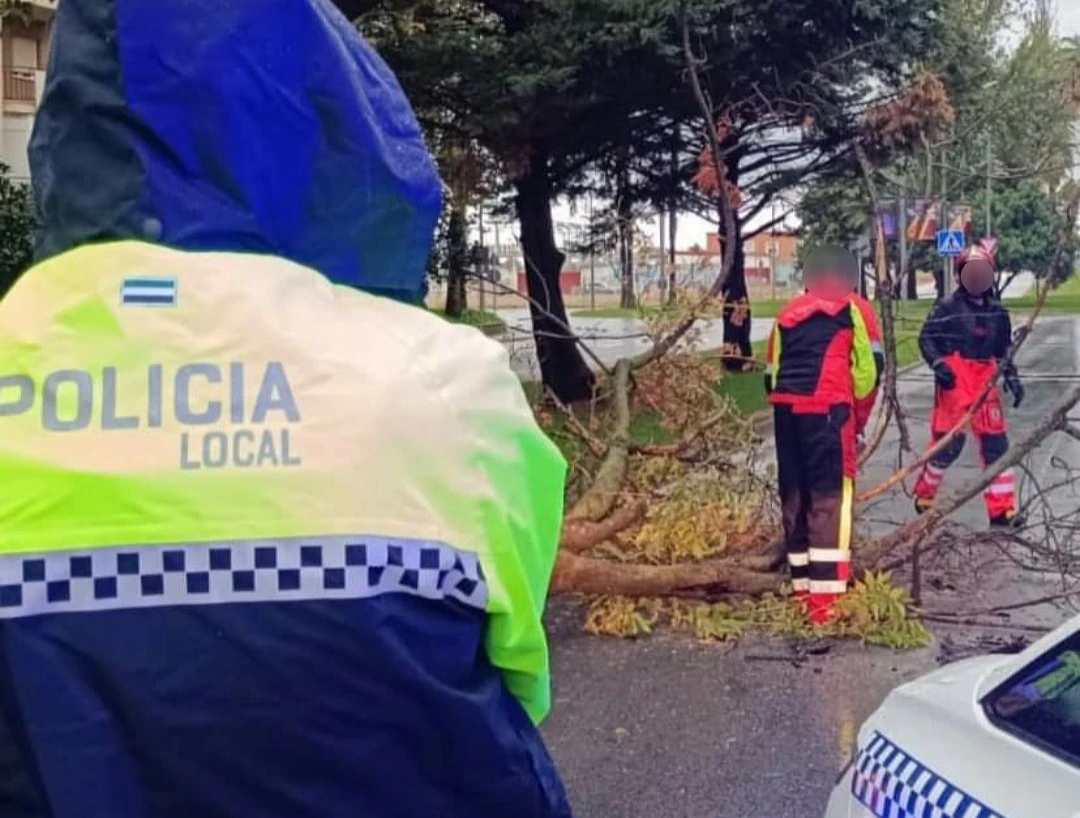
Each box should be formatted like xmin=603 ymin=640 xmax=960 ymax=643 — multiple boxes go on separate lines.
xmin=121 ymin=277 xmax=177 ymax=306
xmin=852 ymin=731 xmax=1006 ymax=818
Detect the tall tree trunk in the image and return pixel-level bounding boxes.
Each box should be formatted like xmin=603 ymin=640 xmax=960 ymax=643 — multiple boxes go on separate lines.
xmin=667 ymin=129 xmax=679 ymax=307
xmin=905 ymin=263 xmax=918 ymax=300
xmin=618 ymin=217 xmax=636 ymax=309
xmin=443 ymin=206 xmax=468 ymax=318
xmin=667 ymin=207 xmax=678 ymax=306
xmin=616 ymin=158 xmax=636 ymax=310
xmin=721 ymin=211 xmax=753 ymax=372
xmin=515 ymin=147 xmax=596 ymax=403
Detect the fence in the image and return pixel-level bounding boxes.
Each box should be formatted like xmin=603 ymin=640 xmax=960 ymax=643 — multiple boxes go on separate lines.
xmin=425 ymin=278 xmax=799 ymax=314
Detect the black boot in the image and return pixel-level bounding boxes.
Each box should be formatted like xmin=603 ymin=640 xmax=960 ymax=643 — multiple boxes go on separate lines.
xmin=989 ymin=510 xmax=1026 ymax=529
xmin=914 ymin=496 xmax=933 ymax=515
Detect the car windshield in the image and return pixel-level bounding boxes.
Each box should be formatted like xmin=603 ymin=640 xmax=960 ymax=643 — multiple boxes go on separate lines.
xmin=985 ymin=631 xmax=1080 ymax=767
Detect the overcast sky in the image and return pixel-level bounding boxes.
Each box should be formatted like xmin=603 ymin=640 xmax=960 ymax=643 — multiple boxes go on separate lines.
xmin=1059 ymin=0 xmax=1080 ymax=36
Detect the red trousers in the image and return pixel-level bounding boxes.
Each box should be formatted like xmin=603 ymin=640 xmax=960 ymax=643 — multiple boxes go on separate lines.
xmin=915 ymin=354 xmax=1016 ymax=518
xmin=774 ymin=403 xmax=856 ymax=623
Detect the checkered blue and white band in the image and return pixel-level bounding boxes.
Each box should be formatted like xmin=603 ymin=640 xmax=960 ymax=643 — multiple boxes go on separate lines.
xmin=0 ymin=536 xmax=487 ymax=619
xmin=852 ymin=731 xmax=1006 ymax=818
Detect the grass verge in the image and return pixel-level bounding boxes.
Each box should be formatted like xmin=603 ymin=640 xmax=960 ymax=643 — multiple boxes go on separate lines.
xmin=435 ymin=308 xmax=506 ymax=336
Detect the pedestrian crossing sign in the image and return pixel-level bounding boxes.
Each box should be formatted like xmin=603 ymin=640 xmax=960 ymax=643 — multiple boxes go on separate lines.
xmin=936 ymin=229 xmax=966 ymax=257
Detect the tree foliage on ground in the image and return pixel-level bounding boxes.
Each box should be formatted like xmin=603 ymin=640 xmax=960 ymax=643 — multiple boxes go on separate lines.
xmin=0 ymin=163 xmax=34 ymax=298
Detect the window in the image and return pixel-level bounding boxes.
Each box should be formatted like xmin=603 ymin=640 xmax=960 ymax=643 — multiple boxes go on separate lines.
xmin=984 ymin=630 xmax=1080 ymax=768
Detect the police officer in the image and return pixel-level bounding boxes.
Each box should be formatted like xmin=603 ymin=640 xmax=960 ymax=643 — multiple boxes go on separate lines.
xmin=914 ymin=245 xmax=1025 ymax=527
xmin=0 ymin=2 xmax=573 ymax=817
xmin=765 ymin=246 xmax=878 ymax=624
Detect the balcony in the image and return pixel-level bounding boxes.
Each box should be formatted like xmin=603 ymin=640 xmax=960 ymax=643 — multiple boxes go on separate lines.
xmin=3 ymin=67 xmax=37 ymax=106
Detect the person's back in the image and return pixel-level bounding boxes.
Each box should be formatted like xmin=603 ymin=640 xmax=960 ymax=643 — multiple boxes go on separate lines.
xmin=765 ymin=248 xmax=876 ymax=624
xmin=0 ymin=1 xmax=573 ymax=816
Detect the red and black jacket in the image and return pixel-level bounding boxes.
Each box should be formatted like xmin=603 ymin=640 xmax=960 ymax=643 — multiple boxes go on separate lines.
xmin=765 ymin=292 xmax=878 ymax=432
xmin=919 ymin=291 xmax=1013 ymax=367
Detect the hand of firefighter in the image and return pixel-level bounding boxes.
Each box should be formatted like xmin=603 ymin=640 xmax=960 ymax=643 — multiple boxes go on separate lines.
xmin=1004 ymin=372 xmax=1025 ymax=408
xmin=931 ymin=360 xmax=956 ymax=390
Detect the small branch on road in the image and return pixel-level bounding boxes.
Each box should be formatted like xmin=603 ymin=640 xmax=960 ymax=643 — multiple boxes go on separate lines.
xmin=859 ymin=384 xmax=1080 ymax=571
xmin=923 ymin=588 xmax=1080 ymax=620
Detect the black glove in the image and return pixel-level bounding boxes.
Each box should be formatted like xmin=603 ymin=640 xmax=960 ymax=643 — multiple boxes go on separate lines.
xmin=1004 ymin=371 xmax=1024 ymax=408
xmin=932 ymin=360 xmax=956 ymax=390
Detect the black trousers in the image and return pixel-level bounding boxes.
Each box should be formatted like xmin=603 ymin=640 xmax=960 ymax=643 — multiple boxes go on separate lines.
xmin=773 ymin=404 xmax=856 ymax=598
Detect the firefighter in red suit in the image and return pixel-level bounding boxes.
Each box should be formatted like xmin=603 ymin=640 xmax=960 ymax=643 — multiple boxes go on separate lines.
xmin=765 ymin=246 xmax=879 ymax=624
xmin=913 ymin=245 xmax=1025 ymax=527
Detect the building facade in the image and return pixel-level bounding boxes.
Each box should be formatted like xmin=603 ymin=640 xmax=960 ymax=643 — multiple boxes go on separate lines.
xmin=0 ymin=1 xmax=54 ymax=182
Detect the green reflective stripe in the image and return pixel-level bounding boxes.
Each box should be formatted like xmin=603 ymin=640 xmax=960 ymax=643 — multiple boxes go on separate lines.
xmin=849 ymin=303 xmax=876 ymax=401
xmin=469 ymin=382 xmax=566 ymax=725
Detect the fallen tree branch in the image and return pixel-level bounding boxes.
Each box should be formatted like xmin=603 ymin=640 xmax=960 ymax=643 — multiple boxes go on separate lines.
xmin=923 ymin=588 xmax=1080 ymax=620
xmin=566 ymin=359 xmax=632 ymax=521
xmin=920 ymin=613 xmax=1049 ymax=635
xmin=551 ymin=550 xmax=778 ymax=597
xmin=548 ymin=389 xmax=607 ymax=458
xmin=560 ymin=501 xmax=648 ymax=553
xmin=859 ymin=384 xmax=1080 ymax=571
xmin=855 ymin=328 xmax=1022 ymax=504
xmin=630 ymin=408 xmax=731 ymax=456
xmin=857 ymin=191 xmax=1077 ymax=504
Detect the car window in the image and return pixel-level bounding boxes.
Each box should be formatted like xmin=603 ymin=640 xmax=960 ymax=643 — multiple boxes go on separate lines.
xmin=984 ymin=631 xmax=1080 ymax=768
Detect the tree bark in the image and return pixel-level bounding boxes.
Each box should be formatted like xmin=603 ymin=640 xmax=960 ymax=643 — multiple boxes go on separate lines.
xmin=905 ymin=262 xmax=918 ymax=300
xmin=668 ymin=131 xmax=679 ymax=306
xmin=515 ymin=146 xmax=596 ymax=402
xmin=667 ymin=207 xmax=678 ymax=306
xmin=552 ymin=551 xmax=778 ymax=597
xmin=617 ymin=155 xmax=636 ymax=310
xmin=721 ymin=210 xmax=753 ymax=372
xmin=443 ymin=206 xmax=468 ymax=318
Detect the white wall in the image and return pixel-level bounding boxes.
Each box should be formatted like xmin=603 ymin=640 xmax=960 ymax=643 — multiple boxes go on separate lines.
xmin=2 ymin=114 xmax=32 ymax=180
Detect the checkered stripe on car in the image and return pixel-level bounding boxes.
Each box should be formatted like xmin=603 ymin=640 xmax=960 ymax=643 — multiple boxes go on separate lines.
xmin=0 ymin=536 xmax=487 ymax=619
xmin=852 ymin=731 xmax=1005 ymax=818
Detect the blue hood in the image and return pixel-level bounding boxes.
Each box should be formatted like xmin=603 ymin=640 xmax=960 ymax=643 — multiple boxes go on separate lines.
xmin=29 ymin=0 xmax=442 ymax=303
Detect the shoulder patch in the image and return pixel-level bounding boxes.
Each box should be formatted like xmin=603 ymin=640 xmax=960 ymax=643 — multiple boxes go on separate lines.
xmin=121 ymin=277 xmax=177 ymax=307
xmin=852 ymin=731 xmax=1006 ymax=818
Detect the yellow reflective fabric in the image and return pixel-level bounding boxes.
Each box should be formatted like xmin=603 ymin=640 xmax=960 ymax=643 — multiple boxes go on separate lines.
xmin=838 ymin=476 xmax=854 ymax=553
xmin=765 ymin=321 xmax=782 ymax=387
xmin=0 ymin=241 xmax=566 ymax=723
xmin=848 ymin=303 xmax=876 ymax=402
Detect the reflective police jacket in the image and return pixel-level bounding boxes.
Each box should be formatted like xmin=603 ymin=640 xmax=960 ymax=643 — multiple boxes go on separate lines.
xmin=0 ymin=242 xmax=572 ymax=818
xmin=764 ymin=292 xmax=878 ymax=432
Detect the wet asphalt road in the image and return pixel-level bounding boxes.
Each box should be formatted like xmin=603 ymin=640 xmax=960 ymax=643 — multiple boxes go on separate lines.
xmin=540 ymin=316 xmax=1080 ymax=818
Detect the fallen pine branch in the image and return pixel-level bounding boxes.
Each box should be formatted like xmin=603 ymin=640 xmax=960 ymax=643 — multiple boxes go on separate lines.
xmin=551 ymin=550 xmax=779 ymax=597
xmin=560 ymin=501 xmax=648 ymax=553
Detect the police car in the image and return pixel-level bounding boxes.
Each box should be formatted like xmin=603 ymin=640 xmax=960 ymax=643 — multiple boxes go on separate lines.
xmin=825 ymin=616 xmax=1080 ymax=818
